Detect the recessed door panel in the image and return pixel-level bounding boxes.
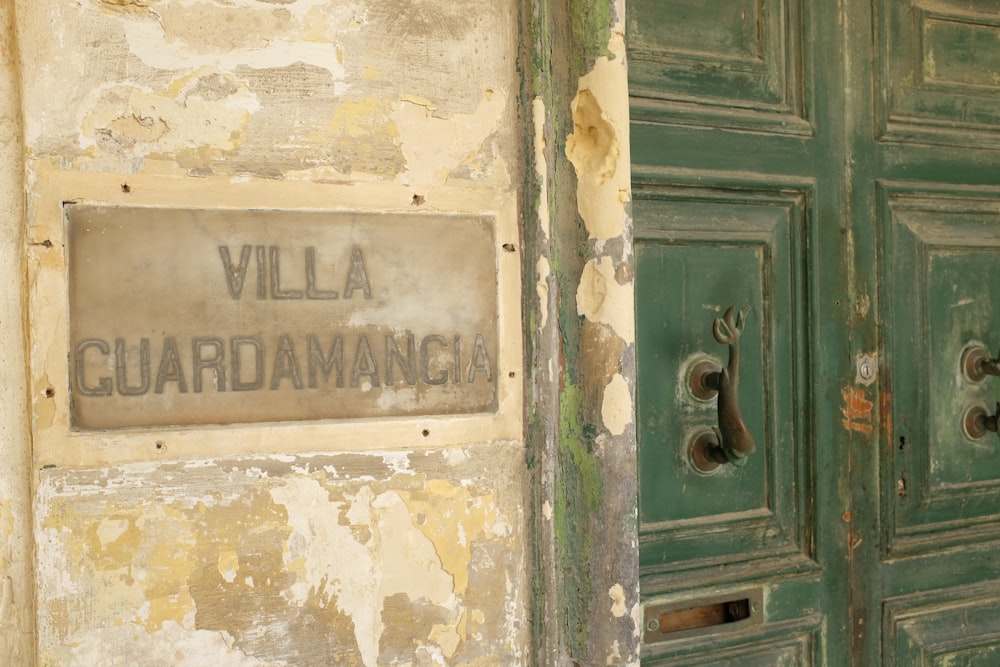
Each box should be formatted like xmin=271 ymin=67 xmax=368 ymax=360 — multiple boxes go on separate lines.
xmin=627 ymin=0 xmax=809 ymax=133
xmin=637 ymin=242 xmax=765 ymax=523
xmin=879 ymin=188 xmax=1000 ymax=558
xmin=878 ymin=0 xmax=1000 ymax=146
xmin=644 ymin=626 xmax=817 ymax=666
xmin=884 ymin=584 xmax=1000 ymax=667
xmin=635 ymin=185 xmax=812 ymax=577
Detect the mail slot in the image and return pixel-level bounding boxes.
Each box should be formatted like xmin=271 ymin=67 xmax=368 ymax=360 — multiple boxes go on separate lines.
xmin=643 ymin=588 xmax=763 ymax=644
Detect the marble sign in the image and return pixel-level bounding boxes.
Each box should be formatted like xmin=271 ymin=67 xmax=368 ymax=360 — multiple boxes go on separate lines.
xmin=67 ymin=205 xmax=499 ymax=429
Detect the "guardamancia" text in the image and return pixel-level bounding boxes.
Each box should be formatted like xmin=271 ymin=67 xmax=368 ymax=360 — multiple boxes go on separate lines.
xmin=74 ymin=332 xmax=494 ymax=397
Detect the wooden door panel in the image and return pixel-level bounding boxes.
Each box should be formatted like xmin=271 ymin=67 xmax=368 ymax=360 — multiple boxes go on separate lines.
xmin=634 ymin=184 xmax=813 ymax=578
xmin=884 ymin=584 xmax=1000 ymax=666
xmin=627 ymin=0 xmax=809 ymax=134
xmin=644 ymin=623 xmax=818 ymax=666
xmin=878 ymin=0 xmax=1000 ymax=147
xmin=879 ymin=187 xmax=1000 ymax=559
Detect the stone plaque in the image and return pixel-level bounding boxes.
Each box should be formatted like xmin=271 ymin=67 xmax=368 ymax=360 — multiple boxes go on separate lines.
xmin=67 ymin=205 xmax=499 ymax=429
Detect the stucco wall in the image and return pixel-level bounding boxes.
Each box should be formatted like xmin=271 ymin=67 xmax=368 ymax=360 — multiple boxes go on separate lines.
xmin=0 ymin=2 xmax=33 ymax=662
xmin=36 ymin=448 xmax=526 ymax=665
xmin=14 ymin=0 xmax=529 ymax=664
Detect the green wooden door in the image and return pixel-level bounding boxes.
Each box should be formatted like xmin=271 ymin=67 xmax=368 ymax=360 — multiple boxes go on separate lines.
xmin=629 ymin=1 xmax=1000 ymax=664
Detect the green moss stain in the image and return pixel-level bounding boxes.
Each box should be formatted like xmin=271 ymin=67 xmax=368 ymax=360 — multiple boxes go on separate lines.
xmin=558 ymin=383 xmax=603 ymax=512
xmin=555 ymin=382 xmax=604 ymax=650
xmin=569 ymin=0 xmax=614 ymax=70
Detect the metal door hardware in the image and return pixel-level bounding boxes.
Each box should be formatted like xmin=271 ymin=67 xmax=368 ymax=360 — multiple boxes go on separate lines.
xmin=643 ymin=588 xmax=763 ymax=644
xmin=962 ymin=344 xmax=1000 ymax=382
xmin=687 ymin=306 xmax=756 ymax=472
xmin=856 ymin=354 xmax=877 ymax=386
xmin=963 ymin=402 xmax=1000 ymax=440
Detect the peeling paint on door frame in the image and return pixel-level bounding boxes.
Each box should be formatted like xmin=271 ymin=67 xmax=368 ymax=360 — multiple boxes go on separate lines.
xmin=523 ymin=0 xmax=640 ymax=664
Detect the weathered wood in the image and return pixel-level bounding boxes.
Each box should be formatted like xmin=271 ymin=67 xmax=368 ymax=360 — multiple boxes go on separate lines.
xmin=525 ymin=0 xmax=639 ymax=664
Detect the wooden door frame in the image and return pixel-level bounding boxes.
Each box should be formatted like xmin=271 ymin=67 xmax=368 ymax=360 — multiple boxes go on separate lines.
xmin=522 ymin=0 xmax=641 ymax=664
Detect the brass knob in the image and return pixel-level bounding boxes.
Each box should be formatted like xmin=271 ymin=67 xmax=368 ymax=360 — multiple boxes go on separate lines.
xmin=962 ymin=344 xmax=1000 ymax=383
xmin=963 ymin=402 xmax=1000 ymax=440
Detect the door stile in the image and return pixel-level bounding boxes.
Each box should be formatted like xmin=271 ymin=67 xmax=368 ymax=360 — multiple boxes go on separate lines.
xmin=862 ymin=0 xmax=1000 ymax=664
xmin=843 ymin=0 xmax=891 ymax=665
xmin=836 ymin=0 xmax=886 ymax=664
xmin=806 ymin=0 xmax=858 ymax=667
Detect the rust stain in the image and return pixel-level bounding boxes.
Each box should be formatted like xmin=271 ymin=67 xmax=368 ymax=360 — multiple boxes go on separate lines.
xmin=879 ymin=380 xmax=893 ymax=448
xmin=841 ymin=386 xmax=874 ymax=436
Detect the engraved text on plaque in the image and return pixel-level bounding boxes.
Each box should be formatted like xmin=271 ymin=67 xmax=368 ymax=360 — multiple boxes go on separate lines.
xmin=67 ymin=205 xmax=499 ymax=429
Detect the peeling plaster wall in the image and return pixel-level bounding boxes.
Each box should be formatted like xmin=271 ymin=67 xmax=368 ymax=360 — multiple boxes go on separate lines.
xmin=12 ymin=0 xmax=528 ymax=664
xmin=20 ymin=0 xmax=515 ymax=184
xmin=36 ymin=448 xmax=526 ymax=666
xmin=0 ymin=2 xmax=33 ymax=662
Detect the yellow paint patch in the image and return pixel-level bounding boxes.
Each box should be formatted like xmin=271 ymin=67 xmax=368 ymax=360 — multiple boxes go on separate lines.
xmin=302 ymin=6 xmax=333 ymax=43
xmin=80 ymin=70 xmax=257 ymax=161
xmin=401 ymin=480 xmax=503 ymax=596
xmin=606 ymin=639 xmax=623 ymax=665
xmin=270 ymin=475 xmax=475 ymax=665
xmin=140 ymin=586 xmax=196 ymax=633
xmin=157 ymin=1 xmax=292 ymax=53
xmin=217 ymin=550 xmax=239 ymax=583
xmin=32 ymin=375 xmax=56 ymax=429
xmin=566 ymin=34 xmax=632 ymax=241
xmin=30 ymin=243 xmax=64 ymax=277
xmin=536 ymin=255 xmax=551 ymax=330
xmin=392 ymin=90 xmax=506 ymax=184
xmin=577 ymin=257 xmax=635 ymax=343
xmin=430 ymin=622 xmax=462 ymax=657
xmin=532 ymin=96 xmax=551 ymax=239
xmin=608 ymin=583 xmax=626 ymax=617
xmin=109 ymin=114 xmax=168 ymax=142
xmin=566 ymin=89 xmax=619 ymax=184
xmin=601 ymin=374 xmax=632 ymax=437
xmin=329 ymin=98 xmax=397 ymax=139
xmin=94 ymin=517 xmax=130 ymax=548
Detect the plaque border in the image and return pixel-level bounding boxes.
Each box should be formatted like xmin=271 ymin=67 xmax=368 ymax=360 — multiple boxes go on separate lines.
xmin=27 ymin=172 xmax=523 ymax=467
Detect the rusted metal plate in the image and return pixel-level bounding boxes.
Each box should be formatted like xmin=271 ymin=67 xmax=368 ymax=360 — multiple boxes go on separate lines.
xmin=67 ymin=205 xmax=499 ymax=429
